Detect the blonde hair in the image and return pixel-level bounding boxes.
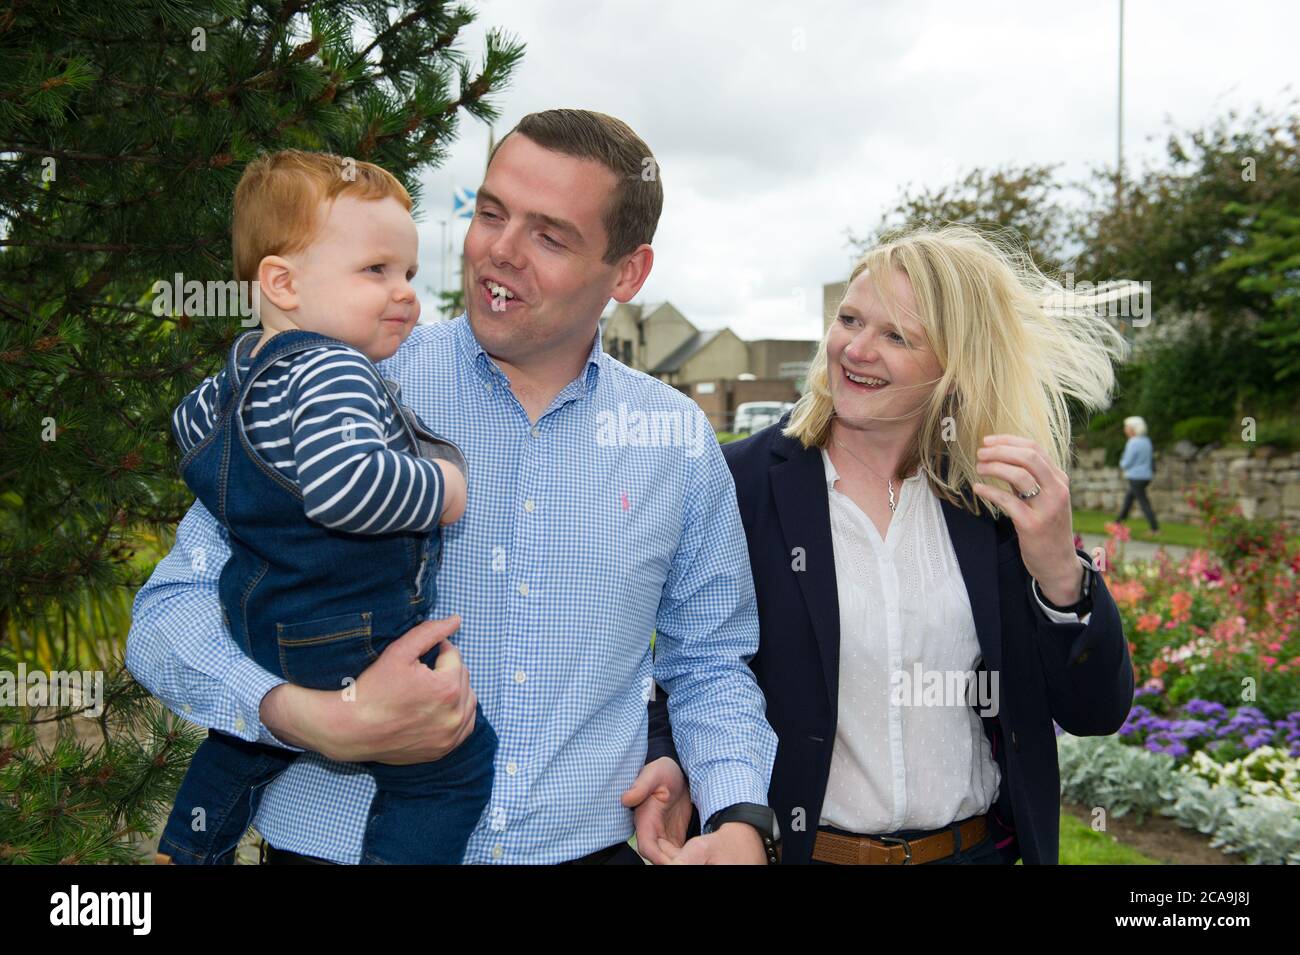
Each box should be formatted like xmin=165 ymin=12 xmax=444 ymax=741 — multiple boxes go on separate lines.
xmin=232 ymin=149 xmax=412 ymax=283
xmin=784 ymin=224 xmax=1128 ymax=516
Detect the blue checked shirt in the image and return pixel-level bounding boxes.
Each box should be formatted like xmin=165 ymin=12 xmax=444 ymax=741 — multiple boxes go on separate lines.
xmin=127 ymin=314 xmax=777 ymax=864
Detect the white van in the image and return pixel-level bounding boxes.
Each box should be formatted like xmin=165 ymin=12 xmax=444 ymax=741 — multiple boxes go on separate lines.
xmin=733 ymin=401 xmax=793 ymax=434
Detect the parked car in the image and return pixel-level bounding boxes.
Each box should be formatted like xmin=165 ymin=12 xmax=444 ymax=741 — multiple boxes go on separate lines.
xmin=733 ymin=401 xmax=794 ymax=434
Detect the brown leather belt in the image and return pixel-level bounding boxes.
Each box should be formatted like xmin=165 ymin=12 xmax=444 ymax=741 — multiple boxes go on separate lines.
xmin=812 ymin=815 xmax=987 ymax=865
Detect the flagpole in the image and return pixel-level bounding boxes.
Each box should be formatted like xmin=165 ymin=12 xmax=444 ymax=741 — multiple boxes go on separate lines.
xmin=439 ymin=218 xmax=447 ymax=301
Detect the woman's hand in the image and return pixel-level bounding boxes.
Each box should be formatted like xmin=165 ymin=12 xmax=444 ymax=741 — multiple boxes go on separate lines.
xmin=971 ymin=434 xmax=1084 ymax=606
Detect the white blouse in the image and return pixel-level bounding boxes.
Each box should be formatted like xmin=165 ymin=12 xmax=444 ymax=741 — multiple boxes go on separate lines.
xmin=818 ymin=447 xmax=1001 ymax=834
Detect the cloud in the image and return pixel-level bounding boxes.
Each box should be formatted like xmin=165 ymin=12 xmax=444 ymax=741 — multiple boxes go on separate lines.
xmin=419 ymin=0 xmax=1300 ymax=340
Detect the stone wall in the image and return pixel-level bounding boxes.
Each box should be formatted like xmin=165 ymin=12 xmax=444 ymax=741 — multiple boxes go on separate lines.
xmin=1069 ymin=444 xmax=1300 ymax=523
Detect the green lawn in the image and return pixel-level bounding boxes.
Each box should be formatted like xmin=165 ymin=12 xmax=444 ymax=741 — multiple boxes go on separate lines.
xmin=1056 ymin=811 xmax=1161 ymax=865
xmin=1072 ymin=508 xmax=1206 ymax=549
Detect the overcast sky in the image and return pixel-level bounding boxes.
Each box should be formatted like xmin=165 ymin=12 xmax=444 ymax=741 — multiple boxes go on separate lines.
xmin=416 ymin=0 xmax=1298 ymax=341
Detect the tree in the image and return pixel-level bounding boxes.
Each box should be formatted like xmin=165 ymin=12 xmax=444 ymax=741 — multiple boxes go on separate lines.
xmin=1073 ymin=103 xmax=1300 ymax=334
xmin=0 ymin=0 xmax=523 ymax=861
xmin=849 ymin=164 xmax=1074 ymax=275
xmin=1217 ymin=203 xmax=1300 ymax=383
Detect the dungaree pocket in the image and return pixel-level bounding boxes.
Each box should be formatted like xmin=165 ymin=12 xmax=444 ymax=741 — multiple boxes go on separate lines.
xmin=276 ymin=611 xmax=377 ymax=691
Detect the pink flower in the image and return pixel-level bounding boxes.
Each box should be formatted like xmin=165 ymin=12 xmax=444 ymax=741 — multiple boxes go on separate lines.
xmin=1106 ymin=521 xmax=1131 ymax=542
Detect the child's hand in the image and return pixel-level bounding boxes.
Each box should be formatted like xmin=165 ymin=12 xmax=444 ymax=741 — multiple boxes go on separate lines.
xmin=436 ymin=459 xmax=467 ymax=525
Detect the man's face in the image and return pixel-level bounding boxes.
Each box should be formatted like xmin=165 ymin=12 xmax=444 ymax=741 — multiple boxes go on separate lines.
xmin=285 ymin=194 xmax=421 ymax=362
xmin=464 ymin=133 xmax=627 ymax=368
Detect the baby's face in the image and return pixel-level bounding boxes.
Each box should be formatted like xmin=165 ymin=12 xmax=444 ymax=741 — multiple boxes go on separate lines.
xmin=286 ymin=194 xmax=421 ymax=362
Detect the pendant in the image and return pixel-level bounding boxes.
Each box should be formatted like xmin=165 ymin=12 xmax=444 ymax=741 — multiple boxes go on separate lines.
xmin=887 ymin=479 xmax=896 ymax=512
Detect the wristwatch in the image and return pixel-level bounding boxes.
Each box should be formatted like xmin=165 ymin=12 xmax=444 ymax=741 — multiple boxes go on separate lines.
xmin=702 ymin=802 xmax=781 ymax=864
xmin=1034 ymin=554 xmax=1097 ymax=618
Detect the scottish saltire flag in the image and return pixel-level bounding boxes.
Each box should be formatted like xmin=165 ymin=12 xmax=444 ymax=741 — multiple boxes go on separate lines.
xmin=453 ymin=186 xmax=476 ymax=218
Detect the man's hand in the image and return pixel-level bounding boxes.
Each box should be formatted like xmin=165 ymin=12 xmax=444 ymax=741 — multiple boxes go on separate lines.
xmin=660 ymin=821 xmax=768 ymax=865
xmin=621 ymin=756 xmax=692 ymax=864
xmin=259 ymin=615 xmax=476 ymax=764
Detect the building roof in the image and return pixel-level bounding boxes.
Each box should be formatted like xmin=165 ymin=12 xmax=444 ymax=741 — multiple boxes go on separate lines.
xmin=653 ymin=329 xmax=722 ymax=374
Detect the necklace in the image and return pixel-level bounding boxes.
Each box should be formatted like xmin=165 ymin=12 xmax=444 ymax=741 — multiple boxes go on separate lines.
xmin=833 ymin=437 xmax=899 ymax=512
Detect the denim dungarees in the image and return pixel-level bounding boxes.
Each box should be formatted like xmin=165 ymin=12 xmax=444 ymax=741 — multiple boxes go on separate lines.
xmin=158 ymin=329 xmax=497 ymax=864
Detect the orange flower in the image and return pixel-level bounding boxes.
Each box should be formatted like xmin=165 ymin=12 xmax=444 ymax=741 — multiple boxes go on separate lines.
xmin=1169 ymin=591 xmax=1193 ymax=620
xmin=1150 ymin=659 xmax=1168 ymax=678
xmin=1136 ymin=613 xmax=1162 ymax=633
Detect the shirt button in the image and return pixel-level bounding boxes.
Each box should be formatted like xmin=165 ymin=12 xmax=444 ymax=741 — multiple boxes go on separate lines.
xmin=234 ymin=717 xmax=246 ymax=732
xmin=492 ymin=845 xmax=503 ymax=860
xmin=523 ymin=499 xmax=535 ymax=513
xmin=506 ymin=761 xmax=518 ymax=776
xmin=517 ymin=582 xmax=529 ymax=596
xmin=530 ymin=426 xmax=540 ymax=438
xmin=486 ymin=381 xmax=494 ymax=392
xmin=183 ymin=704 xmax=193 ymax=714
xmin=514 ymin=670 xmax=527 ymax=684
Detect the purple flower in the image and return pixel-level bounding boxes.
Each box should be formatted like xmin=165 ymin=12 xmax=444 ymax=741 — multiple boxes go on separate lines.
xmin=1185 ymin=700 xmax=1228 ymax=717
xmin=1243 ymin=730 xmax=1274 ymax=750
xmin=1168 ymin=719 xmax=1212 ymax=739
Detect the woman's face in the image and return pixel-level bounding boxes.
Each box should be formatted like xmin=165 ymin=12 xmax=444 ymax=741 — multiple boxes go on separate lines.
xmin=826 ymin=267 xmax=943 ymax=432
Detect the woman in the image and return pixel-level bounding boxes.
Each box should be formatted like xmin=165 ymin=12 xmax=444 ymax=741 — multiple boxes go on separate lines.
xmin=716 ymin=225 xmax=1133 ymax=864
xmin=1116 ymin=416 xmax=1159 ymax=533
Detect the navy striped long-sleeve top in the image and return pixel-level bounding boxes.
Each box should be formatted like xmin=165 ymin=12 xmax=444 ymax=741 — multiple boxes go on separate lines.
xmin=171 ymin=343 xmax=445 ymax=534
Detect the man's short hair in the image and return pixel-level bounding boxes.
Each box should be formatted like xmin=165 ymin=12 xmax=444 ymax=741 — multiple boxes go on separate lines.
xmin=491 ymin=109 xmax=663 ymax=264
xmin=232 ymin=149 xmax=411 ymax=283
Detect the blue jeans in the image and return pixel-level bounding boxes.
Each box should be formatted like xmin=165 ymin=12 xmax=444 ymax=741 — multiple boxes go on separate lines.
xmin=812 ymin=815 xmax=1012 ymax=865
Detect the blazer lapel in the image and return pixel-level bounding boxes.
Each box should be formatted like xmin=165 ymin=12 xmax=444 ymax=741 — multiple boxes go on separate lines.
xmin=769 ymin=434 xmax=841 ymax=713
xmin=939 ymin=497 xmax=1003 ymax=674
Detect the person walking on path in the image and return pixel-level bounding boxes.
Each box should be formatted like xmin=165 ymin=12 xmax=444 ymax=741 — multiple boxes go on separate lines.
xmin=1116 ymin=416 xmax=1159 ymax=533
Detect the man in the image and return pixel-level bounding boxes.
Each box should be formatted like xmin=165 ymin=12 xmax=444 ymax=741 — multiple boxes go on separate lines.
xmin=127 ymin=109 xmax=777 ymax=864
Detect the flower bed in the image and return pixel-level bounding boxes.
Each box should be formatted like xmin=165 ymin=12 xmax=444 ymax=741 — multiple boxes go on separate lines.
xmin=1054 ymin=484 xmax=1300 ymax=861
xmin=1095 ymin=483 xmax=1300 ymax=721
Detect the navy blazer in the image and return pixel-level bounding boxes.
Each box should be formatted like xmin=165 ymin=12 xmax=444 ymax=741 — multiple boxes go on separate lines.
xmin=648 ymin=420 xmax=1133 ymax=864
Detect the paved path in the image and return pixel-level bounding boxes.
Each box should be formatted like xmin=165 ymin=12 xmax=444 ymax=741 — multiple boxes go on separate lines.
xmin=1078 ymin=532 xmax=1193 ymax=564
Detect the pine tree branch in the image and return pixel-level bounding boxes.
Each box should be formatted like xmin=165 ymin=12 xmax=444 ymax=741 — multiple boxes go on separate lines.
xmin=0 ymin=145 xmax=164 ymax=165
xmin=351 ymin=8 xmax=458 ymax=70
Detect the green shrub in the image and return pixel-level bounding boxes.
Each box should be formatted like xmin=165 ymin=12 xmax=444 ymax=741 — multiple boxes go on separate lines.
xmin=1085 ymin=409 xmax=1130 ymax=467
xmin=1255 ymin=417 xmax=1300 ymax=451
xmin=1172 ymin=416 xmax=1231 ymax=446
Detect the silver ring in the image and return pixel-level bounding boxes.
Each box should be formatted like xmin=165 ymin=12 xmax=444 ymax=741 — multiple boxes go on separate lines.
xmin=1017 ymin=484 xmax=1042 ymax=500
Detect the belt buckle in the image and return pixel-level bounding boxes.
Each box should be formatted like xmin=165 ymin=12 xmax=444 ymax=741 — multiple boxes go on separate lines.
xmin=874 ymin=834 xmax=913 ymax=864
